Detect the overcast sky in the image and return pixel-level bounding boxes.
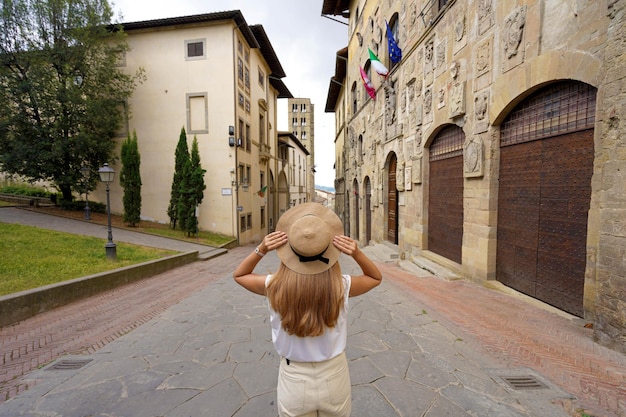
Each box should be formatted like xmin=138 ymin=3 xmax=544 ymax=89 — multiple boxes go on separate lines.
xmin=111 ymin=0 xmax=348 ymax=188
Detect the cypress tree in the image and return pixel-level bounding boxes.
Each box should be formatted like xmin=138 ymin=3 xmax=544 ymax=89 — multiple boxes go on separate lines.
xmin=178 ymin=136 xmax=206 ymax=236
xmin=167 ymin=127 xmax=189 ymax=229
xmin=120 ymin=130 xmax=142 ymax=226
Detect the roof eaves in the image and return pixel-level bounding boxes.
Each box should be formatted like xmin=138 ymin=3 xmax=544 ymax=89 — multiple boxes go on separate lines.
xmin=118 ymin=10 xmax=259 ymax=49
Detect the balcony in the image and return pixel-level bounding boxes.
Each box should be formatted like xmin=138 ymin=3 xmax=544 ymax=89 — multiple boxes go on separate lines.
xmin=259 ymin=143 xmax=272 ymax=163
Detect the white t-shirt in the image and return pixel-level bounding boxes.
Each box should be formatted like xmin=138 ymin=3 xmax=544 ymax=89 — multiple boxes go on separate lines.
xmin=265 ymin=274 xmax=351 ymax=362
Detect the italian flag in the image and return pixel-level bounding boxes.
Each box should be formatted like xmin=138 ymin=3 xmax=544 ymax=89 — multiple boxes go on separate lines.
xmin=369 ymin=48 xmax=389 ymax=78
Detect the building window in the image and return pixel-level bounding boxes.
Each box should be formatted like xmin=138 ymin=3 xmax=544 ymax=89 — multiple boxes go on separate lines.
xmin=185 ymin=39 xmax=205 ymax=60
xmin=292 ymin=117 xmax=298 ymax=126
xmin=259 ymin=113 xmax=266 ymax=145
xmin=240 ymin=215 xmax=246 ymax=232
xmin=246 ymin=124 xmax=251 ymax=152
xmin=258 ymin=68 xmax=265 ymax=88
xmin=238 ymin=118 xmax=244 ymax=147
xmin=247 ymin=213 xmax=252 ymax=230
xmin=244 ymin=66 xmax=250 ymax=90
xmin=186 ymin=93 xmax=208 ymax=134
xmin=351 ymin=82 xmax=357 ymax=114
xmin=238 ymin=92 xmax=244 ymax=108
xmin=302 ymin=131 xmax=307 ymax=140
xmin=364 ymin=61 xmax=372 ymax=102
xmin=238 ymin=58 xmax=244 ymax=83
xmin=301 ymin=117 xmax=306 ymax=126
xmin=245 ymin=99 xmax=250 ymax=113
xmin=260 ymin=206 xmax=265 ymax=228
xmin=293 ymin=131 xmax=298 ymax=137
xmin=301 ymin=103 xmax=307 ymax=112
xmin=292 ymin=103 xmax=298 ymax=112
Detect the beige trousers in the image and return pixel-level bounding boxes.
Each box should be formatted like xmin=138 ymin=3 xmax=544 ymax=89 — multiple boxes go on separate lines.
xmin=277 ymin=352 xmax=351 ymax=417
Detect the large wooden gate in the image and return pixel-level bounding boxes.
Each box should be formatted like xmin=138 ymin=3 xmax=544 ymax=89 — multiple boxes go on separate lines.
xmin=497 ymin=81 xmax=596 ymax=317
xmin=365 ymin=177 xmax=372 ymax=244
xmin=428 ymin=125 xmax=464 ymax=264
xmin=387 ymin=154 xmax=398 ymax=244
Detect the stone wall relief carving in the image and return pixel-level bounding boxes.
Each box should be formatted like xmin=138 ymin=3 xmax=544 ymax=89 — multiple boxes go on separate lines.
xmin=385 ymin=79 xmax=397 ymax=127
xmin=423 ymin=88 xmax=433 ymax=124
xmin=424 ymin=37 xmax=435 ymax=86
xmin=449 ymin=81 xmax=466 ymax=119
xmin=412 ymin=156 xmax=422 ymax=184
xmin=435 ymin=39 xmax=447 ymax=77
xmin=475 ymin=37 xmax=493 ymax=91
xmin=405 ymin=166 xmax=412 ymax=191
xmin=448 ymin=60 xmax=465 ymax=118
xmin=502 ymin=6 xmax=527 ymax=72
xmin=474 ymin=91 xmax=490 ymax=133
xmin=437 ymin=87 xmax=446 ymax=109
xmin=453 ymin=10 xmax=467 ymax=54
xmin=396 ymin=161 xmax=405 ymax=191
xmin=464 ymin=136 xmax=484 ymax=178
xmin=478 ymin=0 xmax=494 ymax=34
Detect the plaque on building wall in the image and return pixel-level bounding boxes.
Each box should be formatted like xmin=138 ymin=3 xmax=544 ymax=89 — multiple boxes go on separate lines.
xmin=453 ymin=10 xmax=467 ymax=54
xmin=502 ymin=6 xmax=527 ymax=73
xmin=405 ymin=167 xmax=412 ymax=191
xmin=475 ymin=37 xmax=493 ymax=91
xmin=474 ymin=91 xmax=490 ymax=133
xmin=435 ymin=39 xmax=447 ymax=77
xmin=478 ymin=0 xmax=494 ymax=35
xmin=412 ymin=157 xmax=422 ymax=184
xmin=464 ymin=136 xmax=484 ymax=178
xmin=449 ymin=81 xmax=465 ymax=118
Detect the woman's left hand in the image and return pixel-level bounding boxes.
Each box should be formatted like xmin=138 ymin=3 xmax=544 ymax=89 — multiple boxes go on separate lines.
xmin=259 ymin=231 xmax=288 ymax=254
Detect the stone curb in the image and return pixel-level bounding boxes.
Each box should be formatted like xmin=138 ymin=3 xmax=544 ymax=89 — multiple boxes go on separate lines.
xmin=0 ymin=251 xmax=202 ymax=327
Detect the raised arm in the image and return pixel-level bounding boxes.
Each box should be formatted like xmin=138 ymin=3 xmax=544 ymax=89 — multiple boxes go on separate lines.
xmin=233 ymin=231 xmax=288 ymax=295
xmin=332 ymin=235 xmax=383 ymax=297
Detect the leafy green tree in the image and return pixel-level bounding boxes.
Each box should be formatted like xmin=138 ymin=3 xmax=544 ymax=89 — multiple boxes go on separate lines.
xmin=167 ymin=127 xmax=189 ymax=229
xmin=178 ymin=136 xmax=206 ymax=236
xmin=120 ymin=130 xmax=141 ymax=226
xmin=0 ymin=0 xmax=144 ymax=201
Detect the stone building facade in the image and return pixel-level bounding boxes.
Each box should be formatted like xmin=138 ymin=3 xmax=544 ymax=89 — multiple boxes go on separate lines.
xmin=323 ymin=0 xmax=626 ymax=352
xmin=288 ymin=98 xmax=316 ymax=201
xmin=103 ymin=12 xmax=291 ymax=246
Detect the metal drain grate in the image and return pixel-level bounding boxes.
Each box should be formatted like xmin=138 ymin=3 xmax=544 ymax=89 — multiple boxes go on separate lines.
xmin=46 ymin=359 xmax=93 ymax=371
xmin=501 ymin=375 xmax=548 ymax=390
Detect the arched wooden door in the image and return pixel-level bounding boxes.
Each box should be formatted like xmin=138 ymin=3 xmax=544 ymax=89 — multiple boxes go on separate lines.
xmin=497 ymin=81 xmax=596 ymax=317
xmin=428 ymin=125 xmax=464 ymax=264
xmin=364 ymin=176 xmax=372 ymax=244
xmin=353 ymin=179 xmax=360 ymax=241
xmin=387 ymin=153 xmax=398 ymax=244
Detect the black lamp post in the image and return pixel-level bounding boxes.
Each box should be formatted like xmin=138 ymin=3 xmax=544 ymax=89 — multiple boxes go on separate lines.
xmin=80 ymin=165 xmax=91 ymax=221
xmin=98 ymin=163 xmax=117 ymax=260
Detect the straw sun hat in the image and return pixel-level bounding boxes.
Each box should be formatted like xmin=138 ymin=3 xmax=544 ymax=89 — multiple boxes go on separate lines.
xmin=276 ymin=202 xmax=344 ymax=275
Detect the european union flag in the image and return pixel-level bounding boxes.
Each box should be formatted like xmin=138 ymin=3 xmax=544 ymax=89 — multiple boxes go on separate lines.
xmin=386 ymin=21 xmax=402 ymax=64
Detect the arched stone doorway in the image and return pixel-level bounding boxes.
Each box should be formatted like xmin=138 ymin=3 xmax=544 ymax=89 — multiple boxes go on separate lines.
xmin=497 ymin=80 xmax=596 ymax=317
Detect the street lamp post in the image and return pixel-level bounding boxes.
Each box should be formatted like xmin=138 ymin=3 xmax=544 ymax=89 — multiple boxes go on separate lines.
xmin=80 ymin=165 xmax=91 ymax=221
xmin=98 ymin=163 xmax=117 ymax=260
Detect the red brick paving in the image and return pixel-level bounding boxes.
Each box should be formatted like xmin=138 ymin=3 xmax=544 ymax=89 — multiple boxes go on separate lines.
xmin=382 ymin=262 xmax=626 ymax=417
xmin=0 ymin=246 xmax=250 ymax=403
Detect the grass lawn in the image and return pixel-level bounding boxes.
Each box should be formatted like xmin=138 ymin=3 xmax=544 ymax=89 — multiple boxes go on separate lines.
xmin=0 ymin=222 xmax=177 ymax=296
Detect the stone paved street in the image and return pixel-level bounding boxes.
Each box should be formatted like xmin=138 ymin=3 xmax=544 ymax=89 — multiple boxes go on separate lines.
xmin=0 ymin=208 xmax=625 ymax=416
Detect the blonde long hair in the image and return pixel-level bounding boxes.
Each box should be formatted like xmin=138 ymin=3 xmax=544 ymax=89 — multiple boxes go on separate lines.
xmin=266 ymin=262 xmax=345 ymax=337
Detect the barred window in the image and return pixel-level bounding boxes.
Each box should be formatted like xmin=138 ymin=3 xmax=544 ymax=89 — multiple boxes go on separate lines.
xmin=501 ymin=81 xmax=597 ymax=147
xmin=429 ymin=125 xmax=464 ymax=161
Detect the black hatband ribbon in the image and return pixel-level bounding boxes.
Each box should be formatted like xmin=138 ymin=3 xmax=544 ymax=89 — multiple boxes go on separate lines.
xmin=291 ymin=245 xmax=330 ymax=264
